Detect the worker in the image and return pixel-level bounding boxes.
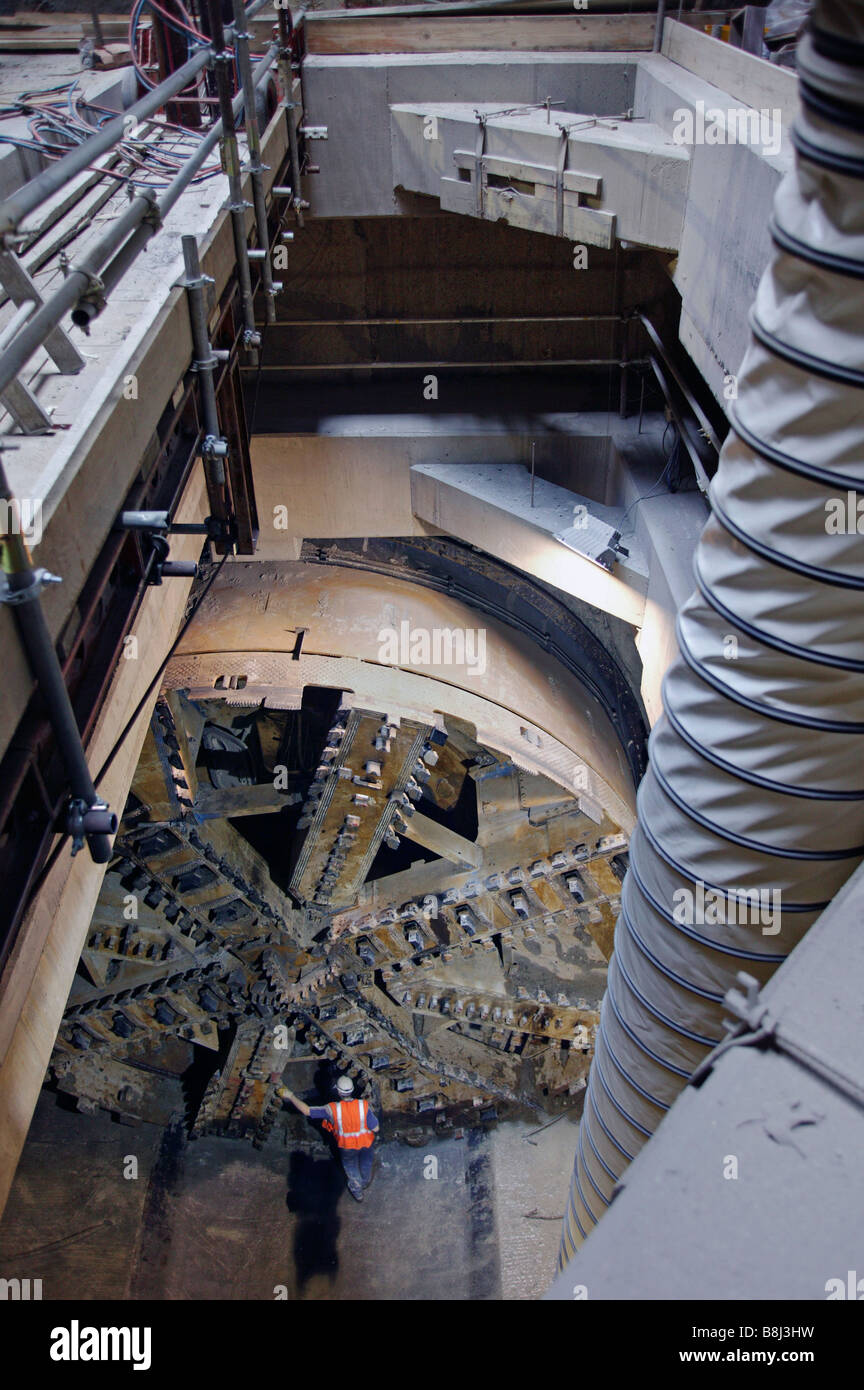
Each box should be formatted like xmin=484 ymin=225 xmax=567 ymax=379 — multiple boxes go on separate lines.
xmin=276 ymin=1074 xmax=379 ymax=1202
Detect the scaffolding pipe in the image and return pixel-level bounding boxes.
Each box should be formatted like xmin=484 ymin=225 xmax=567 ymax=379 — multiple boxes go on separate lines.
xmin=241 ymin=355 xmax=647 ymax=371
xmin=0 ymin=299 xmax=35 ymax=353
xmin=207 ymin=0 xmax=260 ymax=355
xmin=653 ymin=0 xmax=667 ymax=49
xmin=277 ymin=6 xmax=305 ymax=227
xmin=308 ymin=0 xmax=724 ymax=15
xmin=560 ymin=0 xmax=864 ymax=1262
xmin=0 ymin=461 xmax=117 ymax=864
xmin=181 ymin=234 xmax=228 ymax=488
xmin=232 ymin=0 xmax=278 ymax=323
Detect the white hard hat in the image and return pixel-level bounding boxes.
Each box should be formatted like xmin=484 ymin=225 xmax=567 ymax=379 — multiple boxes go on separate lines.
xmin=335 ymin=1074 xmax=354 ymax=1096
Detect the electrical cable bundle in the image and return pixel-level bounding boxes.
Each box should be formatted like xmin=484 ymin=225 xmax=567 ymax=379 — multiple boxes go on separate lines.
xmin=0 ymin=0 xmax=274 ymax=197
xmin=129 ymin=0 xmax=266 ymax=124
xmin=0 ymin=78 xmax=224 ymax=193
xmin=129 ymin=0 xmax=215 ymax=117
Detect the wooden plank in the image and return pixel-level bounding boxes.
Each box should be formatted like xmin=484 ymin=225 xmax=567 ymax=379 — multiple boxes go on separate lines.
xmin=309 ymin=3 xmax=734 ymax=22
xmin=0 ymin=10 xmax=83 ymax=26
xmin=0 ymin=11 xmax=126 ymax=36
xmin=305 ymin=12 xmax=733 ymax=55
xmin=306 ymin=15 xmax=659 ymax=54
xmin=0 ymin=37 xmax=84 ymax=52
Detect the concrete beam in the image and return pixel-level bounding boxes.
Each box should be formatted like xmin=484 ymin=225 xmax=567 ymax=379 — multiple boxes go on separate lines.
xmin=190 ymin=783 xmax=302 ymax=821
xmin=301 ymin=51 xmax=638 ymax=219
xmin=410 ymin=461 xmax=648 ymax=629
xmin=0 ymin=464 xmax=208 ymax=1221
xmin=392 ymin=102 xmax=688 ymax=252
xmin=402 ymin=809 xmax=483 ymax=869
xmin=661 ymin=18 xmax=798 ymax=133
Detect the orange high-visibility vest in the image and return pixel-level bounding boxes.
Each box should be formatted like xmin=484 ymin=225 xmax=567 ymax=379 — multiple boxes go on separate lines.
xmin=322 ymin=1099 xmax=375 ymax=1150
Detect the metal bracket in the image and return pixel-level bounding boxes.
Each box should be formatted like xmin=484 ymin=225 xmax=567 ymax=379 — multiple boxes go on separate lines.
xmin=178 ymin=269 xmax=214 ymax=295
xmin=724 ymin=971 xmax=772 ymax=1031
xmin=140 ymin=191 xmax=163 ymax=231
xmin=299 ymin=126 xmax=328 ymax=140
xmin=687 ymin=972 xmax=775 ymax=1090
xmin=191 ymin=349 xmax=228 ymax=373
xmin=0 ymin=567 xmax=62 ymax=604
xmin=116 ymin=510 xmax=236 ymax=546
xmin=0 ymin=248 xmax=84 ymax=375
xmin=67 ymin=797 xmax=117 ymax=856
xmin=474 ymin=114 xmax=487 ymax=221
xmin=142 ymin=532 xmax=198 ymax=587
xmin=0 ymin=247 xmax=83 ymax=428
xmin=71 ymin=267 xmax=106 ymax=321
xmin=202 ymin=434 xmax=229 ymax=459
xmin=689 ymin=969 xmax=864 ymax=1113
xmin=555 ymin=124 xmax=569 ymax=239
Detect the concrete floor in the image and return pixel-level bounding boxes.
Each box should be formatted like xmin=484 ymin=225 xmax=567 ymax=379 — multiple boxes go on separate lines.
xmin=0 ymin=1093 xmax=576 ymax=1300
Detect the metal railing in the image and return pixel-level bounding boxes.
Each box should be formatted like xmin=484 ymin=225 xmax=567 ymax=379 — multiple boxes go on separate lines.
xmin=0 ymin=0 xmax=294 ymax=410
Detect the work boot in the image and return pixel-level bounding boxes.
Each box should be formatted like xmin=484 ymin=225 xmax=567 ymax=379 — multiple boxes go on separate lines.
xmin=347 ymin=1181 xmax=363 ymax=1202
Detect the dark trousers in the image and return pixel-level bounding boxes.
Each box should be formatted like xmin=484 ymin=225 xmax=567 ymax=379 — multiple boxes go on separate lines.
xmin=340 ymin=1144 xmax=374 ymax=1189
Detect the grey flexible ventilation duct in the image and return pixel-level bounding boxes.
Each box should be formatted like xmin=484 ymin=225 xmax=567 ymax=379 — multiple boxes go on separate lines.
xmin=560 ymin=0 xmax=864 ymax=1263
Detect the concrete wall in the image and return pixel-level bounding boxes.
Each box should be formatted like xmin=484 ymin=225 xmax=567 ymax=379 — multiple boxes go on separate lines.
xmin=0 ymin=467 xmax=208 ymax=1221
xmin=250 ymin=413 xmax=707 ymax=724
xmin=302 ymin=51 xmax=638 ymax=219
xmin=636 ymin=40 xmax=795 ymax=403
xmin=297 ymin=29 xmax=797 ymax=407
xmin=251 ymin=212 xmax=675 ymax=376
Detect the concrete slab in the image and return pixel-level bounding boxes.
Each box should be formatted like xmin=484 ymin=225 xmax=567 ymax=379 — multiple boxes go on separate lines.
xmin=490 ymin=1110 xmax=579 ymax=1300
xmin=546 ymin=863 xmax=864 ymax=1301
xmin=635 ymin=51 xmax=792 ymax=404
xmin=0 ymin=1092 xmax=580 ymax=1300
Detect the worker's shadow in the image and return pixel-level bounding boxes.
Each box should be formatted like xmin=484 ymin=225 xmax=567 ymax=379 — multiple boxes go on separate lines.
xmin=285 ymin=1148 xmax=343 ymax=1289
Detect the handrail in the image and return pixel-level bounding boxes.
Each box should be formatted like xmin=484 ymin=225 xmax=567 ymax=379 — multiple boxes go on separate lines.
xmin=0 ymin=36 xmax=277 ymax=400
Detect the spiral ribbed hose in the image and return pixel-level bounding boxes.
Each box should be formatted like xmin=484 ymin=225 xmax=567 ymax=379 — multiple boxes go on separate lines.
xmin=560 ymin=0 xmax=864 ymax=1264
